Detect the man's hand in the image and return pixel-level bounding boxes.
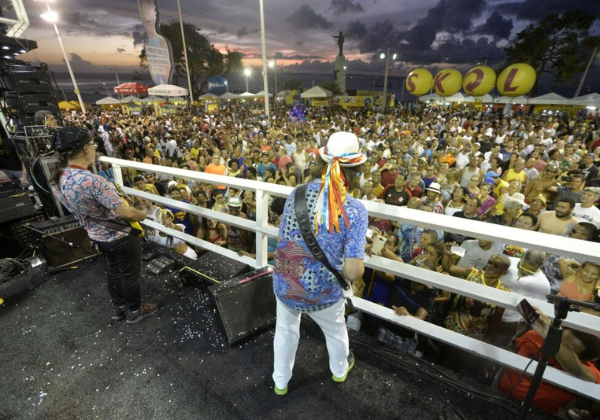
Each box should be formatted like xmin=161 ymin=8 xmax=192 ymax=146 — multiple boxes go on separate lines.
xmin=393 ymin=305 xmax=410 ymax=316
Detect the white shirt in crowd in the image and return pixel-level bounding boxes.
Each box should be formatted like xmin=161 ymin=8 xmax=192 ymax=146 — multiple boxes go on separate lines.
xmin=500 ymin=257 xmax=550 ymax=323
xmin=572 ymin=204 xmax=600 ymax=229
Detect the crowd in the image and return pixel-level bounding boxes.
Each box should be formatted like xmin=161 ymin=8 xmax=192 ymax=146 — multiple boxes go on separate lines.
xmin=62 ymin=101 xmax=600 ymax=417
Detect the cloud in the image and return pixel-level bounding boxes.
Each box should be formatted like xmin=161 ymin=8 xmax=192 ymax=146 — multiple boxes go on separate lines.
xmin=330 ymin=0 xmax=364 ymax=14
xmin=286 ymin=5 xmax=333 ymax=30
xmin=295 ymin=41 xmax=305 ymax=46
xmin=495 ymin=0 xmax=600 ymax=21
xmin=63 ymin=53 xmax=98 ymax=72
xmin=236 ymin=26 xmax=259 ymax=38
xmin=473 ymin=11 xmax=513 ymax=40
xmin=132 ymin=28 xmax=147 ymax=48
xmin=217 ymin=26 xmax=227 ymax=34
xmin=345 ymin=20 xmax=368 ymax=40
xmin=274 ymin=51 xmax=324 ymax=60
xmin=117 ymin=47 xmax=126 ymax=53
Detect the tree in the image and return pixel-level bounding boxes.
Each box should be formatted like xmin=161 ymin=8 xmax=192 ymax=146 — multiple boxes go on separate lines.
xmin=139 ymin=22 xmax=244 ymax=95
xmin=282 ymin=79 xmax=303 ymax=92
xmin=504 ymin=11 xmax=600 ymax=95
xmin=319 ymin=81 xmax=343 ymax=96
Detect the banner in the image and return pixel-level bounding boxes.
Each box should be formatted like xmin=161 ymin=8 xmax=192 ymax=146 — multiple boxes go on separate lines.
xmin=138 ymin=0 xmax=175 ymax=85
xmin=125 ymin=105 xmax=142 ymax=115
xmin=311 ymin=98 xmax=330 ymax=107
xmin=340 ymin=96 xmax=373 ymax=109
xmin=284 ymin=90 xmax=300 ymax=105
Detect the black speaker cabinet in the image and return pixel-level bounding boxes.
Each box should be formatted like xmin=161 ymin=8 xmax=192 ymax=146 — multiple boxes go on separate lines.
xmin=180 ymin=251 xmax=249 ymax=285
xmin=37 ymin=226 xmax=100 ymax=268
xmin=208 ymin=267 xmax=276 ymax=345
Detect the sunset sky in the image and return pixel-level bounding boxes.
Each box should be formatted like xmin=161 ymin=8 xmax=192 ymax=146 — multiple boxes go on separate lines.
xmin=16 ymin=0 xmax=600 ymax=85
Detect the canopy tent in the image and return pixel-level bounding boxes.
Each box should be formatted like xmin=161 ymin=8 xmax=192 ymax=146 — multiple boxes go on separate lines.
xmin=58 ymin=101 xmax=76 ymax=110
xmin=220 ymin=92 xmax=239 ymax=100
xmin=300 ymin=86 xmax=332 ymax=99
xmin=477 ymin=94 xmax=496 ymax=103
xmin=276 ymin=90 xmax=287 ymax=98
xmin=140 ymin=95 xmax=164 ymax=103
xmin=119 ymin=95 xmax=141 ymax=104
xmin=96 ymin=96 xmax=121 ymax=105
xmin=148 ymin=84 xmax=188 ymax=97
xmin=418 ymin=93 xmax=440 ymax=103
xmin=198 ymin=92 xmax=218 ymax=100
xmin=255 ymin=90 xmax=273 ymax=97
xmin=239 ymin=91 xmax=257 ymax=98
xmin=444 ymin=92 xmax=474 ymax=103
xmin=566 ymin=92 xmax=600 ymax=107
xmin=69 ymin=100 xmax=81 ymax=109
xmin=113 ymin=82 xmax=148 ymax=95
xmin=529 ymin=92 xmax=569 ymax=105
xmin=494 ymin=96 xmax=530 ymax=104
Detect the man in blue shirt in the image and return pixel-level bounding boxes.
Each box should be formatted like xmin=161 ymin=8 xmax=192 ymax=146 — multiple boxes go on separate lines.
xmin=272 ymin=132 xmax=368 ymax=396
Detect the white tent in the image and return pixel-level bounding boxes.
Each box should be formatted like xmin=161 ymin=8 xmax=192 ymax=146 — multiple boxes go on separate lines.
xmin=140 ymin=95 xmax=164 ymax=103
xmin=119 ymin=95 xmax=141 ymax=104
xmin=255 ymin=90 xmax=273 ymax=97
xmin=148 ymin=84 xmax=188 ymax=97
xmin=198 ymin=93 xmax=218 ymax=100
xmin=239 ymin=91 xmax=258 ymax=98
xmin=276 ymin=90 xmax=287 ymax=98
xmin=477 ymin=94 xmax=496 ymax=103
xmin=566 ymin=92 xmax=600 ymax=107
xmin=95 ymin=96 xmax=120 ymax=105
xmin=444 ymin=92 xmax=474 ymax=103
xmin=529 ymin=92 xmax=569 ymax=105
xmin=220 ymin=92 xmax=239 ymax=100
xmin=418 ymin=93 xmax=440 ymax=103
xmin=495 ymin=96 xmax=529 ymax=104
xmin=300 ymin=86 xmax=332 ymax=99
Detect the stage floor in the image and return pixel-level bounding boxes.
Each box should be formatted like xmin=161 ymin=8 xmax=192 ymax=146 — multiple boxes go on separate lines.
xmin=0 ymin=254 xmax=553 ymax=420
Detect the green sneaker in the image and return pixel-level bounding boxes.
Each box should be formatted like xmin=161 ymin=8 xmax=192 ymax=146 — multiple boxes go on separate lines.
xmin=332 ymin=351 xmax=355 ymax=383
xmin=274 ymin=385 xmax=288 ymax=396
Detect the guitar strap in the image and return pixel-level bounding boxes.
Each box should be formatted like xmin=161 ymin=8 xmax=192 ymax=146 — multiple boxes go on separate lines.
xmin=294 ymin=184 xmax=353 ymax=302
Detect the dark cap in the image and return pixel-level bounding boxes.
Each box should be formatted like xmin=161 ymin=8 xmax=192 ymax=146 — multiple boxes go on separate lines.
xmin=51 ymin=127 xmax=91 ymax=152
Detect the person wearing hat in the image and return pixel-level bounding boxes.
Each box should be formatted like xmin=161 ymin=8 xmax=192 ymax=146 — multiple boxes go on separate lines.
xmin=50 ymin=127 xmax=156 ymax=325
xmin=424 ymin=182 xmax=444 ymax=214
xmin=224 ymin=196 xmax=251 ymax=252
xmin=272 ymin=132 xmax=368 ymax=396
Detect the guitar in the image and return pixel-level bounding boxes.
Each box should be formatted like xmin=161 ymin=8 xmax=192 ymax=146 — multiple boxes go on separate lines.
xmin=114 ymin=183 xmax=145 ymax=237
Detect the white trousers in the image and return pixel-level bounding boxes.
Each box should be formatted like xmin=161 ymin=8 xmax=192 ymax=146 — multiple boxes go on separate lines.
xmin=272 ymin=297 xmax=349 ymax=389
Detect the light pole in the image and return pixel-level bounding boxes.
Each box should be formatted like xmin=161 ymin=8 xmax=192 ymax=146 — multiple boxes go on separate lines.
xmin=41 ymin=4 xmax=86 ymax=114
xmin=269 ymin=59 xmax=277 ymax=109
xmin=102 ymin=82 xmax=110 ymax=96
xmin=244 ymin=68 xmax=251 ymax=92
xmin=259 ymin=0 xmax=270 ymax=118
xmin=380 ymin=48 xmax=397 ymax=111
xmin=176 ymin=0 xmax=194 ymax=103
xmin=108 ymin=67 xmax=121 ymax=99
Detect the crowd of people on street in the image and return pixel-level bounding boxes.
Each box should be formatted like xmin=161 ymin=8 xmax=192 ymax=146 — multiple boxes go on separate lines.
xmin=62 ymin=100 xmax=600 ymax=417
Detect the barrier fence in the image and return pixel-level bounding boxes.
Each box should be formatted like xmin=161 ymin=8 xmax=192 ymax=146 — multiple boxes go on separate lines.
xmin=100 ymin=156 xmax=600 ymax=402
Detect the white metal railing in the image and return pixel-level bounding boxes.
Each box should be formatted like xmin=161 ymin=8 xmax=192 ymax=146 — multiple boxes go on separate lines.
xmin=100 ymin=156 xmax=600 ymax=402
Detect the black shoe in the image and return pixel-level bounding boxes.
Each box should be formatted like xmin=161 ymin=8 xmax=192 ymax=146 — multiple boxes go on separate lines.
xmin=126 ymin=303 xmax=158 ymax=324
xmin=111 ymin=304 xmax=126 ymax=321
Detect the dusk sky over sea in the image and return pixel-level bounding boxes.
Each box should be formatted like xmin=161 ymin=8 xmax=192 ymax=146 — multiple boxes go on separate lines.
xmin=16 ymin=0 xmax=600 ymax=94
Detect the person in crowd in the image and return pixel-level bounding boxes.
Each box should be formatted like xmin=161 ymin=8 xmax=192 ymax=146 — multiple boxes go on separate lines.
xmin=580 ymin=153 xmax=599 ymax=182
xmin=50 ymin=126 xmax=156 ymax=324
xmin=166 ymin=185 xmax=195 ymax=234
xmin=272 ymin=132 xmax=367 ymax=396
xmin=498 ymin=310 xmax=600 ymax=416
xmin=476 ymin=183 xmax=496 ymax=217
xmin=572 ymin=187 xmax=600 ymax=229
xmin=383 ymin=173 xmax=410 ymax=207
xmin=524 ymin=165 xmax=559 ymax=204
xmin=545 ymin=172 xmax=586 ymax=210
xmin=534 ymin=198 xmax=579 ymax=236
xmin=486 ymin=198 xmax=522 ymax=227
xmin=446 ymin=197 xmax=480 ymax=244
xmin=557 ymin=259 xmax=600 ymax=302
xmin=153 ymin=209 xmax=198 ymax=259
xmin=361 ymin=180 xmax=379 ymax=201
xmin=405 ymin=172 xmax=424 ymax=198
xmin=501 ymin=157 xmax=528 ymax=185
xmin=133 ymin=174 xmax=160 ymax=196
xmin=423 ymin=182 xmax=444 ymax=214
xmin=527 ymin=196 xmax=547 ymax=217
xmin=459 ymin=154 xmax=484 ymax=189
xmin=205 ymin=150 xmax=228 ymax=193
xmin=453 ymin=238 xmax=497 ymax=271
xmin=488 ymin=250 xmax=549 ymax=348
xmin=442 ymin=244 xmax=511 ymax=340
xmin=444 ymin=186 xmax=468 ymax=216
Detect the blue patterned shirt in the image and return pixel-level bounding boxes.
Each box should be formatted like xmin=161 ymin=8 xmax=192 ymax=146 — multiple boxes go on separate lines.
xmin=273 ymin=180 xmax=368 ymax=313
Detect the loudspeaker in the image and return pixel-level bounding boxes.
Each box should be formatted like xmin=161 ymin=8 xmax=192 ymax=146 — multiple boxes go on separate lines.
xmin=36 ymin=226 xmax=100 ymax=268
xmin=180 ymin=251 xmax=249 ymax=285
xmin=208 ymin=267 xmax=276 ymax=345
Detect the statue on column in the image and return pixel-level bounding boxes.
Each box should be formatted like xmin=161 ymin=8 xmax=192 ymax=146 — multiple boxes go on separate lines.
xmin=332 ymin=31 xmax=344 ymax=56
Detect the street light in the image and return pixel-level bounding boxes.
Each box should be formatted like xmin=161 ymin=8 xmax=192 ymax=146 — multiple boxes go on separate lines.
xmin=379 ymin=48 xmax=397 ymax=111
xmin=269 ymin=59 xmax=277 ymax=109
xmin=108 ymin=67 xmax=121 ymax=99
xmin=41 ymin=4 xmax=86 ymax=114
xmin=243 ymin=68 xmax=251 ymax=92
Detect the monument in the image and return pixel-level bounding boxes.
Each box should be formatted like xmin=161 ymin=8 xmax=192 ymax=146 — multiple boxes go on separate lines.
xmin=332 ymin=31 xmax=346 ymax=94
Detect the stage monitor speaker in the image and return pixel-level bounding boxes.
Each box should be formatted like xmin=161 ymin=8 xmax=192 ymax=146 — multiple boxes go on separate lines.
xmin=180 ymin=251 xmax=250 ymax=285
xmin=35 ymin=225 xmax=100 ymax=268
xmin=208 ymin=267 xmax=276 ymax=346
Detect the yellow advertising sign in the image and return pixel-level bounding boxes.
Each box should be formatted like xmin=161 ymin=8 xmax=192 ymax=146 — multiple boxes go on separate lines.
xmin=284 ymin=90 xmax=300 ymax=105
xmin=311 ymin=98 xmax=330 ymax=107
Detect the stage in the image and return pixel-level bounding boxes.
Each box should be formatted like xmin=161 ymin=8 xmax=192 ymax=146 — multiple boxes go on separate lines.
xmin=0 ymin=253 xmax=553 ymax=419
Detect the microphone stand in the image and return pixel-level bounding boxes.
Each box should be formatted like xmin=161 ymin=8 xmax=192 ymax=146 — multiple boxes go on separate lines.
xmin=518 ymin=295 xmax=600 ymax=420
